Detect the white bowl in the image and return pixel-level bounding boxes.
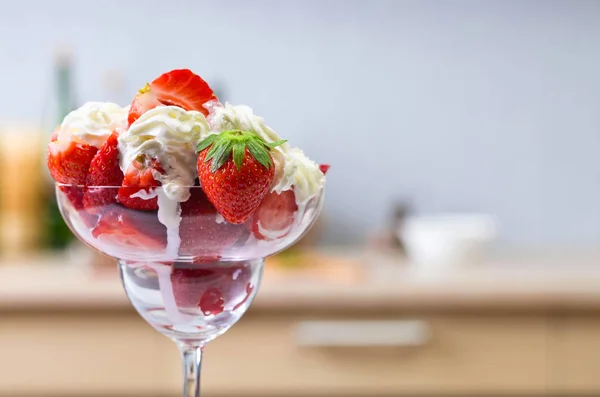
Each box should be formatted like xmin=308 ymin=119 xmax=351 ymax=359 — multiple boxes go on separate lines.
xmin=400 ymin=213 xmax=497 ymax=270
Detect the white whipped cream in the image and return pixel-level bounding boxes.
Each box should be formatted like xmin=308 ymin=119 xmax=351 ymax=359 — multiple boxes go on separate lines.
xmin=156 ymin=188 xmax=182 ymax=260
xmin=257 ymin=218 xmax=293 ymax=240
xmin=215 ymin=213 xmax=226 ymax=224
xmin=129 ymin=188 xmax=158 ymax=200
xmin=286 ymin=148 xmax=325 ymax=205
xmin=119 ymin=106 xmax=210 ymax=201
xmin=205 ymin=101 xmax=324 ymax=204
xmin=57 ymin=101 xmax=128 ymax=148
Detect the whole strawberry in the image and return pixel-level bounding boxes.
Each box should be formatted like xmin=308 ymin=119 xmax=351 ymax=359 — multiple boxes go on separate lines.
xmin=196 ymin=130 xmax=286 ymax=224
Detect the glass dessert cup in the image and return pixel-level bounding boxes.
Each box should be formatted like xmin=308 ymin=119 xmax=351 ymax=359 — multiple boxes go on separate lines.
xmin=56 ymin=184 xmax=324 ymax=396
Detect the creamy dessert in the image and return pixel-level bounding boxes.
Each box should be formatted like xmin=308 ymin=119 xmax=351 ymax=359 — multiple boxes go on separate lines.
xmin=47 ymin=69 xmax=327 ymax=262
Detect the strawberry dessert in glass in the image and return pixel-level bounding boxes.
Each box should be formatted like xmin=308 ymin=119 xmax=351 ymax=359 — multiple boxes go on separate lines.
xmin=46 ymin=69 xmax=327 ymax=396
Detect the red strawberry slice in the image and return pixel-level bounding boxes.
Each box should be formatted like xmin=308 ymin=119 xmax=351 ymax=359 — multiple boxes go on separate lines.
xmin=83 ymin=131 xmax=124 ymax=213
xmin=179 ymin=188 xmax=244 ymax=261
xmin=199 ymin=287 xmax=225 ymax=316
xmin=48 ymin=140 xmax=98 ymax=209
xmin=252 ymin=189 xmax=298 ymax=240
xmin=92 ymin=207 xmax=167 ymax=251
xmin=319 ymin=164 xmax=330 ymax=175
xmin=47 ymin=141 xmax=98 ymax=186
xmin=54 ymin=184 xmax=98 ymax=228
xmin=170 ymin=264 xmax=253 ymax=314
xmin=117 ymin=156 xmax=164 ymax=211
xmin=170 ymin=268 xmax=221 ymax=311
xmin=128 ymin=69 xmax=217 ymax=125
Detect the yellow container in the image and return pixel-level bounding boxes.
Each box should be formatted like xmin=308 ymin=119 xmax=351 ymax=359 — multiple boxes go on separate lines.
xmin=0 ymin=123 xmax=45 ymax=257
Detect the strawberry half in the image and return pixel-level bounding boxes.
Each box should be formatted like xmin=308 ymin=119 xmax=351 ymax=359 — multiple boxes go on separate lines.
xmin=47 ymin=141 xmax=98 ymax=186
xmin=252 ymin=189 xmax=298 ymax=240
xmin=179 ymin=188 xmax=244 ymax=262
xmin=128 ymin=69 xmax=217 ymax=125
xmin=319 ymin=164 xmax=330 ymax=175
xmin=170 ymin=264 xmax=254 ymax=315
xmin=47 ymin=140 xmax=98 ymax=209
xmin=117 ymin=155 xmax=164 ymax=211
xmin=83 ymin=131 xmax=124 ymax=213
xmin=92 ymin=206 xmax=167 ymax=251
xmin=196 ymin=130 xmax=287 ymax=224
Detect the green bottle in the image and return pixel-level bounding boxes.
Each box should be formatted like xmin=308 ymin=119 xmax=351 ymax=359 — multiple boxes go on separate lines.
xmin=44 ymin=48 xmax=77 ymax=250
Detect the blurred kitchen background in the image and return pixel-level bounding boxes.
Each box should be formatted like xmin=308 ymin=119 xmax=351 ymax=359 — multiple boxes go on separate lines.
xmin=1 ymin=0 xmax=600 ymax=396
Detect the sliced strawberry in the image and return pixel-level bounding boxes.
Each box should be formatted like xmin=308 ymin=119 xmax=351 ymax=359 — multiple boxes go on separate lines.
xmin=319 ymin=164 xmax=330 ymax=175
xmin=48 ymin=140 xmax=98 ymax=209
xmin=83 ymin=131 xmax=124 ymax=212
xmin=92 ymin=207 xmax=167 ymax=251
xmin=55 ymin=185 xmax=86 ymax=211
xmin=179 ymin=188 xmax=244 ymax=261
xmin=170 ymin=264 xmax=253 ymax=314
xmin=128 ymin=69 xmax=217 ymax=125
xmin=47 ymin=141 xmax=98 ymax=185
xmin=252 ymin=190 xmax=298 ymax=240
xmin=199 ymin=287 xmax=225 ymax=316
xmin=117 ymin=156 xmax=164 ymax=211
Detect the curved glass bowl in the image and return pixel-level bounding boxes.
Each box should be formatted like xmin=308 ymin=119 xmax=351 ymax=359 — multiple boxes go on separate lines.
xmin=55 ymin=183 xmax=324 ymax=396
xmin=57 ymin=185 xmax=324 ymax=263
xmin=120 ymin=259 xmax=263 ymax=343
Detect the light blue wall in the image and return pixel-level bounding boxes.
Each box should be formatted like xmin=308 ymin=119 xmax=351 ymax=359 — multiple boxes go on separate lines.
xmin=1 ymin=0 xmax=599 ymax=245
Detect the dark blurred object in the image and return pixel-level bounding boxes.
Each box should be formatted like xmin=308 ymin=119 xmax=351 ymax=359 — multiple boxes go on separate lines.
xmin=390 ymin=201 xmax=410 ymax=252
xmin=368 ymin=200 xmax=411 ymax=255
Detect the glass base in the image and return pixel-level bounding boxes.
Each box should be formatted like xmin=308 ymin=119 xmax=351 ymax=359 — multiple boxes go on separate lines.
xmin=119 ymin=259 xmax=264 ymax=344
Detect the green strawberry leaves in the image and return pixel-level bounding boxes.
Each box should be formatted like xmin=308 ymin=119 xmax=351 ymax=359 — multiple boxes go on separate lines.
xmin=197 ymin=130 xmax=286 ymax=172
xmin=196 ymin=134 xmax=218 ymax=152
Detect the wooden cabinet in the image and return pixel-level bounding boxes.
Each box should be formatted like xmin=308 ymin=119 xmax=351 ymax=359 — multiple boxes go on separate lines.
xmin=2 ymin=261 xmax=600 ymax=396
xmin=200 ymin=313 xmax=549 ymax=396
xmin=550 ymin=317 xmax=600 ymax=394
xmin=0 ymin=310 xmax=558 ymax=396
xmin=0 ymin=312 xmax=176 ymax=396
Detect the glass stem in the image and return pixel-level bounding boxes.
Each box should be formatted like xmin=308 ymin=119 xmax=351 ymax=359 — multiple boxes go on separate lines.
xmin=179 ymin=344 xmax=203 ymax=397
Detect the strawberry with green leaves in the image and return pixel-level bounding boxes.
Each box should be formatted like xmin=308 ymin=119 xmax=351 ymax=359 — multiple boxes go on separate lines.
xmin=196 ymin=130 xmax=286 ymax=224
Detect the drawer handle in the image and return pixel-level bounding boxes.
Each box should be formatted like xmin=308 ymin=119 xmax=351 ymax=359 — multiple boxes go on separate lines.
xmin=294 ymin=320 xmax=430 ymax=348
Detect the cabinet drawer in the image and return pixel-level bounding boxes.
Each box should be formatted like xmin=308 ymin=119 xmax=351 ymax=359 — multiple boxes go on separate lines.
xmin=0 ymin=312 xmax=176 ymax=396
xmin=199 ymin=314 xmax=549 ymax=396
xmin=551 ymin=317 xmax=600 ymax=394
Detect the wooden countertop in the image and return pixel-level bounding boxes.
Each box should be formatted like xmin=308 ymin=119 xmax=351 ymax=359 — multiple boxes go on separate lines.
xmin=1 ymin=249 xmax=600 ymax=313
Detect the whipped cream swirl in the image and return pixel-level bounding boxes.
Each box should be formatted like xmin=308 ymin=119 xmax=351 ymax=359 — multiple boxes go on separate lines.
xmin=118 ymin=106 xmax=210 ymax=201
xmin=57 ymin=101 xmax=128 ymax=148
